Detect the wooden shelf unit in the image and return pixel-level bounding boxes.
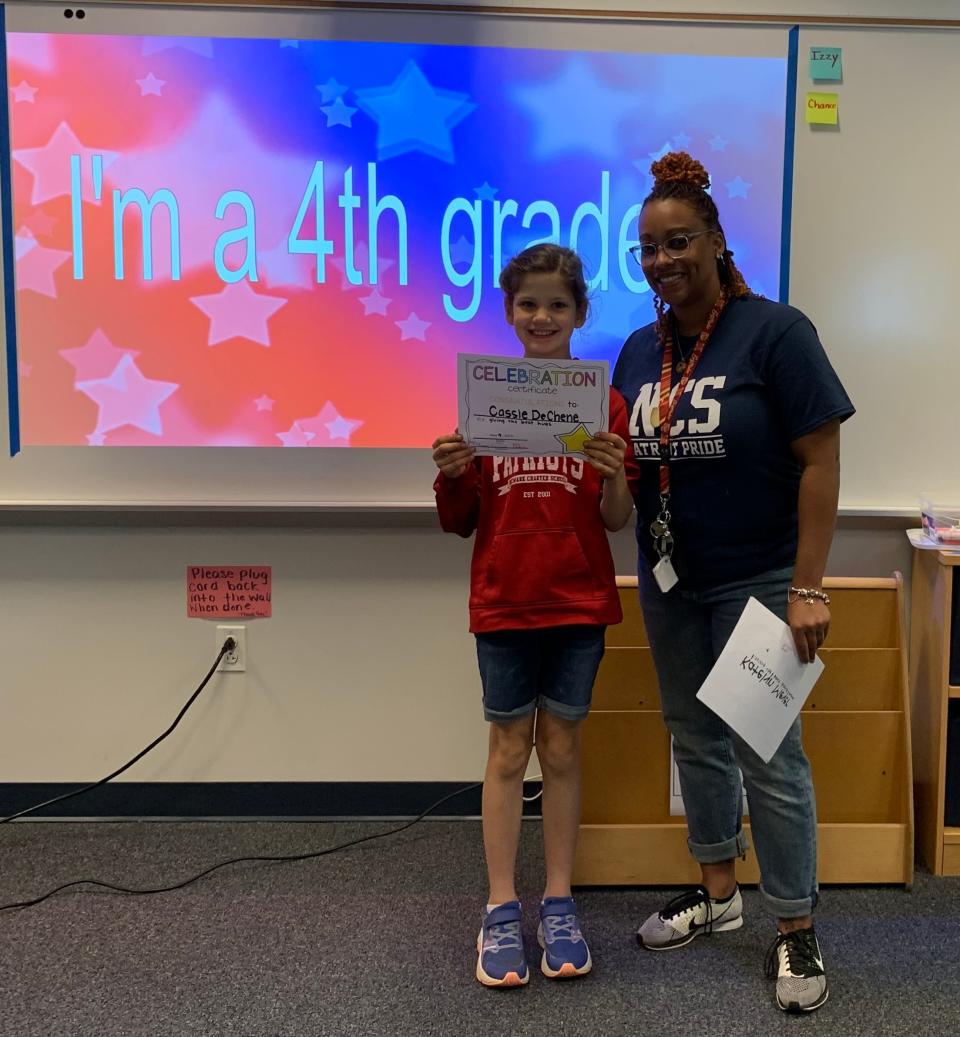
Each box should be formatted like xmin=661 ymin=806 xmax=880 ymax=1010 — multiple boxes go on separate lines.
xmin=910 ymin=549 xmax=960 ymax=875
xmin=574 ymin=576 xmax=914 ymax=888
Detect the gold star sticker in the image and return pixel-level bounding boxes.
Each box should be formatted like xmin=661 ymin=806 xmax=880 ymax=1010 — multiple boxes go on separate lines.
xmin=555 ymin=423 xmax=593 ymax=455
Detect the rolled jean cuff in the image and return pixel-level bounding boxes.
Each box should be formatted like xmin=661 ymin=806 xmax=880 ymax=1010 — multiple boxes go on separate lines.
xmin=759 ymin=881 xmax=818 ymax=919
xmin=687 ymin=828 xmax=750 ymax=864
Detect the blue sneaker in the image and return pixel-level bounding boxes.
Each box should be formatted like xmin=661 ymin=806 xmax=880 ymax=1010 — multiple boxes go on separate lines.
xmin=476 ymin=901 xmax=529 ymax=987
xmin=537 ymin=896 xmax=592 ymax=979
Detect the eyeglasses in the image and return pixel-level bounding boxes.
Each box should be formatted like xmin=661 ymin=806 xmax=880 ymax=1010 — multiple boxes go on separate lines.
xmin=628 ymin=231 xmax=713 ymax=265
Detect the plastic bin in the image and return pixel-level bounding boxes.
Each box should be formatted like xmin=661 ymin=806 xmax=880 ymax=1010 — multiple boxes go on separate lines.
xmin=920 ymin=495 xmax=960 ymax=544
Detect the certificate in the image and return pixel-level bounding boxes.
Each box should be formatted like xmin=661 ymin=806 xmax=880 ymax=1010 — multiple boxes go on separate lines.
xmin=696 ymin=597 xmax=825 ymax=764
xmin=457 ymin=353 xmax=609 ymax=457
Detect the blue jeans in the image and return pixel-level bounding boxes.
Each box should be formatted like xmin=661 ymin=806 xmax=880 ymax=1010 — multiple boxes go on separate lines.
xmin=639 ymin=564 xmax=818 ymax=918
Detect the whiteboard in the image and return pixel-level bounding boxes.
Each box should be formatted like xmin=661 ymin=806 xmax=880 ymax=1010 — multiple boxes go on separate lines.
xmin=788 ymin=26 xmax=960 ymax=514
xmin=3 ymin=3 xmax=956 ymax=512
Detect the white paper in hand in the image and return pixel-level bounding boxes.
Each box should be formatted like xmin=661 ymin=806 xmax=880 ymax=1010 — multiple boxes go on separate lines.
xmin=695 ymin=596 xmax=825 ymax=763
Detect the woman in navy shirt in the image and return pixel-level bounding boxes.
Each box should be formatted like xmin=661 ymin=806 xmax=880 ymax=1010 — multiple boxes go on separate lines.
xmin=613 ymin=151 xmax=854 ymax=1015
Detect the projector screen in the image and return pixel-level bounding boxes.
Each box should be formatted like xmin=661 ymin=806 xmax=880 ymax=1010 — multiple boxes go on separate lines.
xmin=1 ymin=4 xmax=790 ymax=502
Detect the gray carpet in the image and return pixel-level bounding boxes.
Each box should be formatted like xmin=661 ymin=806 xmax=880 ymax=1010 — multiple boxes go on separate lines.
xmin=1 ymin=819 xmax=958 ymax=1036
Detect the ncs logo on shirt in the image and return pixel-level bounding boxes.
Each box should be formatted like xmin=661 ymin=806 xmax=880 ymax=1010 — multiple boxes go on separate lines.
xmin=628 ymin=377 xmax=727 ymax=460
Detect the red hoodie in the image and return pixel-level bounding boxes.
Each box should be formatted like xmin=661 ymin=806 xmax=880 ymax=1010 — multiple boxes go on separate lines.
xmin=435 ymin=389 xmax=637 ymax=633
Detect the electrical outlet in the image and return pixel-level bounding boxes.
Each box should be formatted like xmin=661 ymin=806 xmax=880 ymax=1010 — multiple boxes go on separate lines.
xmin=216 ymin=625 xmax=246 ymax=672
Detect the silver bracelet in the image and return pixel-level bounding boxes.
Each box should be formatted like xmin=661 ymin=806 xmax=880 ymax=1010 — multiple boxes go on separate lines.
xmin=788 ymin=586 xmax=831 ymax=606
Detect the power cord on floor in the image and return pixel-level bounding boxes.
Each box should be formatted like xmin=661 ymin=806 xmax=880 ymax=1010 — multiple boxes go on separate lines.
xmin=0 ymin=637 xmax=484 ymax=914
xmin=0 ymin=780 xmax=483 ymax=914
xmin=1 ymin=639 xmax=235 ymax=827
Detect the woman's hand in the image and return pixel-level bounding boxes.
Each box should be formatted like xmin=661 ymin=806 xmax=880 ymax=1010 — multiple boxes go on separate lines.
xmin=788 ymin=598 xmax=830 ymax=664
xmin=583 ymin=430 xmax=627 ymax=481
xmin=432 ymin=433 xmax=475 ymax=479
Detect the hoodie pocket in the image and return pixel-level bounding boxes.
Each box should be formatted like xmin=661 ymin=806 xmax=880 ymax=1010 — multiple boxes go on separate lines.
xmin=484 ymin=528 xmax=596 ymax=606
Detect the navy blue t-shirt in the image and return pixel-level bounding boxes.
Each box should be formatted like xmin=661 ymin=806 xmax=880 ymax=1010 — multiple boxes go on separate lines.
xmin=612 ymin=295 xmax=855 ymax=589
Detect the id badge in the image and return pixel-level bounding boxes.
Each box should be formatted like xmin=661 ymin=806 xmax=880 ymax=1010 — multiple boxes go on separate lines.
xmin=653 ymin=555 xmax=679 ymax=593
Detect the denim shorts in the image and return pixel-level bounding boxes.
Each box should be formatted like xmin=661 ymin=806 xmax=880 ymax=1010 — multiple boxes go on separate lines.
xmin=475 ymin=625 xmax=606 ymax=723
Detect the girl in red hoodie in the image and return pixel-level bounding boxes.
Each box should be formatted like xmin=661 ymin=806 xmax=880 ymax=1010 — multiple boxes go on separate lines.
xmin=433 ymin=244 xmax=637 ymax=988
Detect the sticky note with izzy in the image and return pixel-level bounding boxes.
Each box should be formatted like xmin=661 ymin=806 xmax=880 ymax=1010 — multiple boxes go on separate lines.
xmin=809 ymin=46 xmax=842 ymax=81
xmin=806 ymin=92 xmax=839 ymax=126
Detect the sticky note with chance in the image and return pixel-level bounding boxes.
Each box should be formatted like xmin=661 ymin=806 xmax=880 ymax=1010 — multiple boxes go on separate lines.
xmin=806 ymin=92 xmax=839 ymax=126
xmin=809 ymin=46 xmax=842 ymax=81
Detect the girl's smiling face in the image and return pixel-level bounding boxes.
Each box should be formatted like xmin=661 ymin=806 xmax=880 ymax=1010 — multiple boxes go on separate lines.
xmin=505 ymin=271 xmax=586 ymax=360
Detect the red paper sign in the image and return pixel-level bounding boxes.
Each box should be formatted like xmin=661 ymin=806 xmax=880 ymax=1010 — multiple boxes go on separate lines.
xmin=187 ymin=566 xmax=272 ymax=618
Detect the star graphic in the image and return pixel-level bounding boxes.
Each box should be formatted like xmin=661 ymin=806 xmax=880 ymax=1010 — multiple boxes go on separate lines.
xmin=709 ymin=135 xmax=729 ymax=151
xmin=280 ymin=40 xmax=300 ymax=49
xmin=76 ymin=355 xmax=178 ymax=436
xmin=321 ymin=97 xmax=357 ymax=128
xmin=474 ymin=182 xmax=498 ymax=201
xmin=13 ymin=122 xmax=119 ymax=205
xmin=353 ymin=60 xmax=475 ymax=163
xmin=317 ymin=77 xmax=348 ymax=103
xmin=142 ymin=37 xmax=213 ymax=58
xmin=632 ymin=161 xmax=656 ymax=195
xmin=11 ymin=80 xmax=38 ymax=103
xmin=555 ymin=423 xmax=593 ymax=454
xmin=60 ymin=329 xmax=140 ymax=381
xmin=136 ymin=72 xmax=166 ymax=97
xmin=15 ymin=232 xmax=36 ymax=260
xmin=512 ymin=58 xmax=639 ymax=160
xmin=359 ymin=289 xmax=392 ymax=316
xmin=325 ymin=414 xmax=363 ymax=443
xmin=725 ymin=176 xmax=752 ymax=199
xmin=15 ymin=235 xmax=70 ymax=297
xmin=448 ymin=235 xmax=476 ymax=267
xmin=395 ymin=312 xmax=431 ymax=341
xmin=673 ymin=132 xmax=692 ymax=150
xmin=297 ymin=403 xmax=363 ymax=447
xmin=649 ymin=141 xmax=673 ymax=162
xmin=22 ymin=210 xmax=57 ymax=238
xmin=331 ymin=242 xmax=395 ymax=290
xmin=254 ymin=395 xmax=275 ymax=412
xmin=259 ymin=239 xmax=315 ymax=290
xmin=190 ymin=280 xmax=288 ymax=347
xmin=276 ymin=422 xmax=315 ymax=447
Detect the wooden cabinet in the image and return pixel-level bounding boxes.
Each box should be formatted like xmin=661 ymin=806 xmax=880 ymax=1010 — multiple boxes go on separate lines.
xmin=910 ymin=549 xmax=960 ymax=876
xmin=574 ymin=576 xmax=914 ymax=887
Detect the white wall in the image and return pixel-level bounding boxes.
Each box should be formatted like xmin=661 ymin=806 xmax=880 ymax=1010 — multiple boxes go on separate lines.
xmin=0 ymin=515 xmax=911 ymax=784
xmin=2 ymin=521 xmax=489 ymax=781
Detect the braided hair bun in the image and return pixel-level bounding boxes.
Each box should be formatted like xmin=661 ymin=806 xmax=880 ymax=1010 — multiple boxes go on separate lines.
xmin=642 ymin=151 xmax=754 ymax=338
xmin=650 ymin=151 xmax=711 ymax=191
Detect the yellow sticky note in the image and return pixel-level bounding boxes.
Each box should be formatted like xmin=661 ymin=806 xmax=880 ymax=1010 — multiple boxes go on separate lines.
xmin=806 ymin=92 xmax=839 ymax=125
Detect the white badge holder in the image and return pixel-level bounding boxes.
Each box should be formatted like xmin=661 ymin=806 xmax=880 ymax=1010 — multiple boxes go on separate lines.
xmin=653 ymin=555 xmax=679 ymax=593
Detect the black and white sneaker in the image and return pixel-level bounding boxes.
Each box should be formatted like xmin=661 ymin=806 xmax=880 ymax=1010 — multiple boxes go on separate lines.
xmin=636 ymin=885 xmax=743 ymax=950
xmin=764 ymin=927 xmax=829 ymax=1013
